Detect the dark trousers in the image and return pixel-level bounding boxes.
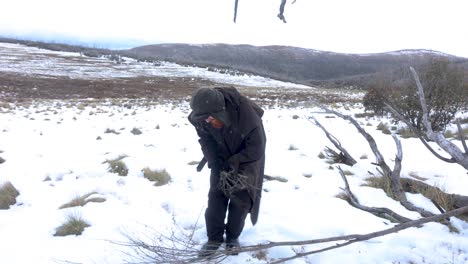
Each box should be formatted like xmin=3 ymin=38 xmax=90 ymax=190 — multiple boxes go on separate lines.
xmin=205 ymin=169 xmax=252 ymax=242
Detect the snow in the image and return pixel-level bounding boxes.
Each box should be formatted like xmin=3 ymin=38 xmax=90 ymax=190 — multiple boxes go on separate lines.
xmin=1 ymin=44 xmax=468 ymax=264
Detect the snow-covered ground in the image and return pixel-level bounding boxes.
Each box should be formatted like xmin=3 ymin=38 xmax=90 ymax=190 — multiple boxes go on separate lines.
xmin=0 ymin=99 xmax=467 ymax=264
xmin=0 ymin=43 xmax=467 ymax=264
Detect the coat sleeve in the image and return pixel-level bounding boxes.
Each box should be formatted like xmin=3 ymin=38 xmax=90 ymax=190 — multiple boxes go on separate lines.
xmin=228 ymin=126 xmax=266 ymax=171
xmin=195 ymin=124 xmax=221 ymax=170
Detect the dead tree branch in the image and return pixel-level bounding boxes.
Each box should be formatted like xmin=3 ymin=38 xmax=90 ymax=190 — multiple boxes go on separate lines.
xmin=456 ymin=119 xmax=468 ymax=153
xmin=278 ymin=0 xmax=288 ymax=23
xmin=321 ymin=108 xmax=438 ymax=218
xmin=233 ymin=0 xmax=239 ymax=23
xmin=385 ymin=103 xmax=456 ymax=163
xmin=337 ymin=166 xmax=411 ymax=223
xmin=308 ymin=116 xmax=357 ymax=166
xmin=409 ymin=66 xmax=468 ymax=170
xmin=120 ymin=206 xmax=468 ymax=263
xmin=233 ymin=0 xmax=294 ymax=23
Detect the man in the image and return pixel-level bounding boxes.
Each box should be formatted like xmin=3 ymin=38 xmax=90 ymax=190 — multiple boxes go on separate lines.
xmin=188 ymin=87 xmax=266 ymax=256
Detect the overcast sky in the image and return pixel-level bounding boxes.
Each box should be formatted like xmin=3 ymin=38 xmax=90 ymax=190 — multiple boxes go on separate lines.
xmin=1 ymin=0 xmax=467 ymax=57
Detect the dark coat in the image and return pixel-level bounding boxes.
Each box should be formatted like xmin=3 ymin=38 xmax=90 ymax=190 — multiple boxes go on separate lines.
xmin=189 ymin=87 xmax=266 ymax=225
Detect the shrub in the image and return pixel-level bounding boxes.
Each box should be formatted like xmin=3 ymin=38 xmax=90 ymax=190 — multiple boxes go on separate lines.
xmin=364 ymin=58 xmax=466 ymax=131
xmin=59 ymin=192 xmax=106 ymax=209
xmin=0 ymin=181 xmax=20 ymax=209
xmin=54 ymin=214 xmax=90 ymax=236
xmin=142 ymin=167 xmax=171 ymax=186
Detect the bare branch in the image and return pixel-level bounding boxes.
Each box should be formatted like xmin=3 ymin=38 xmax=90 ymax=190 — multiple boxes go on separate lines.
xmin=278 ymin=0 xmax=288 ymax=23
xmin=456 ymin=119 xmax=468 ymax=153
xmin=409 ymin=67 xmax=432 ymax=134
xmin=322 ymin=108 xmax=393 ymax=180
xmin=233 ymin=0 xmax=239 ymax=23
xmin=385 ymin=103 xmax=456 ymax=163
xmin=337 ymin=166 xmax=411 ymax=223
xmin=390 ymin=134 xmax=403 ymax=184
xmin=409 ymin=67 xmax=468 ymax=170
xmin=308 ymin=116 xmax=357 ymax=166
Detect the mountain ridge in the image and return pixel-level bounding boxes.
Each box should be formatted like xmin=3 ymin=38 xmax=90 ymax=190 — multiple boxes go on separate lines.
xmin=1 ymin=37 xmax=467 ymax=88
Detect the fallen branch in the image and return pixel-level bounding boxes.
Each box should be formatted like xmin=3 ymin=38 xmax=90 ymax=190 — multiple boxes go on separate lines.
xmin=337 ymin=166 xmax=411 ymax=223
xmin=118 ymin=206 xmax=468 ymax=263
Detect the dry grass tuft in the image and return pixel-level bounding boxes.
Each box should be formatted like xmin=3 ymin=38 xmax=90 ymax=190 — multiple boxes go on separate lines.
xmin=54 ymin=214 xmax=91 ymax=236
xmin=59 ymin=192 xmax=106 ymax=209
xmin=142 ymin=167 xmax=171 ymax=186
xmin=400 ymin=179 xmax=455 ymax=213
xmin=363 ymin=176 xmax=392 ymax=196
xmin=106 ymin=155 xmax=129 ymax=176
xmin=0 ymin=181 xmax=20 ymax=209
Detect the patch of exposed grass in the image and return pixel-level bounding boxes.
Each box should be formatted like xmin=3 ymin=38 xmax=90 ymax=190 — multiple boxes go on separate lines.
xmin=354 ymin=112 xmax=375 ymax=118
xmin=363 ymin=176 xmax=392 ymax=196
xmin=59 ymin=192 xmax=106 ymax=209
xmin=187 ymin=161 xmax=199 ymax=165
xmin=105 ymin=155 xmax=129 ymax=176
xmin=142 ymin=167 xmax=171 ymax=186
xmin=264 ymin=175 xmax=288 ymax=183
xmin=376 ymin=122 xmax=391 ymax=134
xmin=342 ymin=170 xmax=354 ymax=176
xmin=397 ymin=127 xmax=417 ymax=139
xmin=454 ymin=126 xmax=468 ymax=139
xmin=104 ymin=128 xmax=120 ymax=134
xmin=0 ymin=181 xmax=20 ymax=209
xmin=54 ymin=214 xmax=90 ymax=236
xmin=400 ymin=179 xmax=457 ymax=218
xmin=408 ymin=171 xmax=428 ymax=181
xmin=130 ymin=127 xmax=142 ymax=135
xmin=457 ymin=117 xmax=468 ymax=124
xmin=317 ymin=152 xmax=326 ymax=159
xmin=444 ymin=130 xmax=455 ymax=139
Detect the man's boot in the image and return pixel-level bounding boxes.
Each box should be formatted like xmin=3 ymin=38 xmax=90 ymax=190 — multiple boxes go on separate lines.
xmin=225 ymin=238 xmax=240 ymax=255
xmin=199 ymin=240 xmax=222 ymax=257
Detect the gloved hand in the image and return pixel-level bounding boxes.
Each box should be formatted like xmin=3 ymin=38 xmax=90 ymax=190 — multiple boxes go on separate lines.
xmin=224 ymin=154 xmax=240 ymax=174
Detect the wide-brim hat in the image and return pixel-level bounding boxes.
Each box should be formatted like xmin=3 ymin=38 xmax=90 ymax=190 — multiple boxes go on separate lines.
xmin=190 ymin=88 xmax=230 ymax=126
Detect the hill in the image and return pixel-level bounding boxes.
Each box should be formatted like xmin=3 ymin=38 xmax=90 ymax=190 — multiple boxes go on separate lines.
xmin=2 ymin=37 xmax=467 ymax=88
xmin=124 ymin=43 xmax=468 ymax=88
